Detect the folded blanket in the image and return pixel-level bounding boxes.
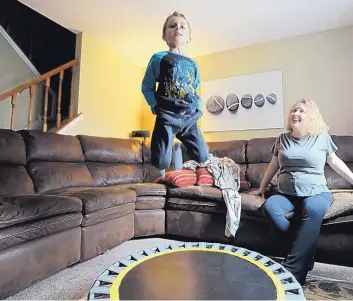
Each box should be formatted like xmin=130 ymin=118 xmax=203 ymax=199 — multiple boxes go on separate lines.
xmin=182 ymin=154 xmax=242 ymax=237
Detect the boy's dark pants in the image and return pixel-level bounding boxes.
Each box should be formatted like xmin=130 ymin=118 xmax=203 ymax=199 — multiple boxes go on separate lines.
xmin=151 ymin=113 xmax=209 ymax=170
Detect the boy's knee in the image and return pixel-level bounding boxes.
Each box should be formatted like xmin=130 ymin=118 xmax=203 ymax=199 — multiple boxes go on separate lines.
xmin=199 ymin=150 xmax=210 ymax=163
xmin=151 ymin=155 xmax=171 ymax=170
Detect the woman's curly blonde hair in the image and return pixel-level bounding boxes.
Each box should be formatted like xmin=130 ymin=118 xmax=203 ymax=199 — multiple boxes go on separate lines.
xmin=286 ymin=98 xmax=329 ymax=135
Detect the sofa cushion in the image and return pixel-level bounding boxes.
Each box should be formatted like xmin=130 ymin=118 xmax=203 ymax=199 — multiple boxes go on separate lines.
xmin=325 ymin=165 xmax=353 ymax=190
xmin=181 ymin=140 xmax=247 ymax=164
xmin=86 ymin=162 xmax=143 ymax=186
xmin=168 ymin=186 xmax=222 ymax=201
xmin=0 ymin=195 xmax=82 ymax=229
xmin=28 ymin=162 xmax=94 ymax=193
xmin=167 ymin=187 xmax=353 ymax=225
xmin=50 ymin=187 xmax=136 ymax=214
xmin=240 ymin=191 xmax=266 ymax=214
xmin=135 ymin=196 xmax=165 ymax=210
xmin=166 ymin=190 xmax=265 ymax=216
xmin=0 ymin=212 xmax=82 ymax=250
xmin=20 ymin=130 xmax=84 ymax=162
xmin=142 ymin=163 xmax=176 ymax=183
xmin=0 ymin=166 xmax=34 ymax=196
xmin=208 ymin=140 xmax=247 ymax=164
xmin=117 ymin=183 xmax=167 ymax=196
xmin=167 ymin=197 xmax=226 ymax=214
xmin=78 ymin=135 xmax=143 ymax=163
xmin=155 ymin=170 xmax=197 ymax=187
xmin=331 ymin=135 xmax=353 ymax=163
xmin=247 ymin=137 xmax=277 ymax=164
xmin=81 ymin=202 xmax=135 ymax=227
xmin=0 ymin=129 xmax=26 ymax=165
xmin=324 ymin=190 xmax=353 ymax=223
xmin=246 ymin=163 xmax=278 ymax=188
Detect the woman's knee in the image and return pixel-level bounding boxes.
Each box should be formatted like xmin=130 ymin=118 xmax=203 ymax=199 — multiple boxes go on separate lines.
xmin=262 ymin=195 xmax=281 ymax=216
xmin=303 ymin=200 xmax=330 ymax=220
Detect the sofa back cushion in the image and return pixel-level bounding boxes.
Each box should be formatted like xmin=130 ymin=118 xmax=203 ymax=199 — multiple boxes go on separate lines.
xmin=177 ymin=139 xmax=251 ymax=190
xmin=325 ymin=135 xmax=353 ymax=189
xmin=244 ymin=137 xmax=277 ymax=188
xmin=78 ymin=135 xmax=143 ymax=186
xmin=85 ymin=162 xmax=143 ymax=186
xmin=0 ymin=129 xmax=27 ymax=165
xmin=20 ymin=130 xmax=94 ymax=193
xmin=0 ymin=130 xmax=34 ymax=195
xmin=0 ymin=165 xmax=35 ymax=196
xmin=181 ymin=140 xmax=247 ymax=164
xmin=142 ymin=141 xmax=182 ymax=183
xmin=27 ymin=161 xmax=94 ymax=193
xmin=21 ymin=130 xmax=85 ymax=162
xmin=332 ymin=136 xmax=353 ymax=163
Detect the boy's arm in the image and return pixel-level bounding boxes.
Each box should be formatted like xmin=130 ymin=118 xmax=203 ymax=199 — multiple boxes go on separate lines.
xmin=194 ymin=61 xmax=203 ymax=112
xmin=141 ymin=55 xmax=159 ymax=112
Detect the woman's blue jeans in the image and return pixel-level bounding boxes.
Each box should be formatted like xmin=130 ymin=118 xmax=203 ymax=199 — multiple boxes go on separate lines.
xmin=262 ymin=191 xmax=333 ymax=285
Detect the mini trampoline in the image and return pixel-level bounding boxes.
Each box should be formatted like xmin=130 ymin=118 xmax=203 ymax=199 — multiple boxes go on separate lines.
xmin=88 ymin=242 xmax=306 ymax=300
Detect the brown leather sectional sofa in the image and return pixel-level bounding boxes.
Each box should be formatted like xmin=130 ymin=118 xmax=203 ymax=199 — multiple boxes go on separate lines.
xmin=1 ymin=129 xmax=353 ymax=298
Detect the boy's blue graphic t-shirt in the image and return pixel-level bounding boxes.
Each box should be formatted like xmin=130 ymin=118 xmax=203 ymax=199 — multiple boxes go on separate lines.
xmin=141 ymin=51 xmax=202 ymax=112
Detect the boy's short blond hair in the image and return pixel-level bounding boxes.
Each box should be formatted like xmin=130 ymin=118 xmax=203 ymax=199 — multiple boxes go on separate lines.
xmin=162 ymin=11 xmax=191 ymax=41
xmin=286 ymin=98 xmax=329 ymax=136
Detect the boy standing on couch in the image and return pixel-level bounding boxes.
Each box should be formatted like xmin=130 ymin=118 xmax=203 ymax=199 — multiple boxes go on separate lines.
xmin=141 ymin=11 xmax=209 ymax=176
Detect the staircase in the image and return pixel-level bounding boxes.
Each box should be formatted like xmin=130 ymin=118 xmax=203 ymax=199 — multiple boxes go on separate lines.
xmin=0 ymin=59 xmax=82 ymax=133
xmin=0 ymin=0 xmax=81 ymax=132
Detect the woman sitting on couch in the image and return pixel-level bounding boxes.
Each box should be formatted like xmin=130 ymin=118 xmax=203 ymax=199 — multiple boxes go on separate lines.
xmin=252 ymin=98 xmax=353 ymax=285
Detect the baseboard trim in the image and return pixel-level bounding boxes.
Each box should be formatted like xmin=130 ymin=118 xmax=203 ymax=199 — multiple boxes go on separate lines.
xmin=52 ymin=113 xmax=83 ymax=134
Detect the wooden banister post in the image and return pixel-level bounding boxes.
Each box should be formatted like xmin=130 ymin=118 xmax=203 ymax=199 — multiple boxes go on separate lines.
xmin=0 ymin=59 xmax=78 ymax=132
xmin=57 ymin=70 xmax=64 ymax=128
xmin=43 ymin=78 xmax=50 ymax=132
xmin=28 ymin=85 xmax=35 ymax=129
xmin=69 ymin=64 xmax=76 ymax=118
xmin=10 ymin=93 xmax=19 ymax=130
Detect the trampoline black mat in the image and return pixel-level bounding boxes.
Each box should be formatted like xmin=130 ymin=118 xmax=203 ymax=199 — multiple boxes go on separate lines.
xmin=88 ymin=242 xmax=306 ymax=300
xmin=120 ymin=250 xmax=276 ymax=300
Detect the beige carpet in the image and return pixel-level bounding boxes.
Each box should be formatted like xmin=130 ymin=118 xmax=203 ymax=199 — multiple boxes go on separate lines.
xmin=304 ymin=276 xmax=353 ymax=300
xmin=6 ymin=237 xmax=353 ymax=300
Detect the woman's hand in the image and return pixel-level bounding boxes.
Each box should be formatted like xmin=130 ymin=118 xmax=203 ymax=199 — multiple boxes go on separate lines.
xmin=250 ymin=187 xmax=265 ymax=198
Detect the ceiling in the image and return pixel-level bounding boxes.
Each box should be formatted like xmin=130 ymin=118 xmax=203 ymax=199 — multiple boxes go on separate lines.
xmin=19 ymin=0 xmax=353 ymax=67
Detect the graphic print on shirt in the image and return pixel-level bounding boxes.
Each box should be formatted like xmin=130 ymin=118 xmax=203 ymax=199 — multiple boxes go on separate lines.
xmin=157 ymin=53 xmax=197 ymax=101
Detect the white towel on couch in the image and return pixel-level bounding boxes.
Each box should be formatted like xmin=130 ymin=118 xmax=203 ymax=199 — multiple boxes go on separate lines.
xmin=182 ymin=154 xmax=242 ymax=237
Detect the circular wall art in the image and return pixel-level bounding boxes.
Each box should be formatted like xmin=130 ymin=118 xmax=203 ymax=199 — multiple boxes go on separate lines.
xmin=254 ymin=94 xmax=265 ymax=107
xmin=206 ymin=95 xmax=225 ymax=115
xmin=241 ymin=94 xmax=253 ymax=109
xmin=226 ymin=94 xmax=239 ymax=114
xmin=266 ymin=93 xmax=277 ymax=105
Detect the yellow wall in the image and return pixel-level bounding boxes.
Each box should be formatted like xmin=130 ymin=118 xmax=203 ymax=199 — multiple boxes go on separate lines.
xmin=65 ymin=33 xmax=143 ymax=138
xmin=141 ymin=25 xmax=353 ymax=142
xmin=196 ymin=25 xmax=353 ymax=142
xmin=140 ymin=83 xmax=156 ymax=134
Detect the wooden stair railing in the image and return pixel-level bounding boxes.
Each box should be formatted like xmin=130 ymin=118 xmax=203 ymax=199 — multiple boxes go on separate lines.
xmin=0 ymin=59 xmax=78 ymax=132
